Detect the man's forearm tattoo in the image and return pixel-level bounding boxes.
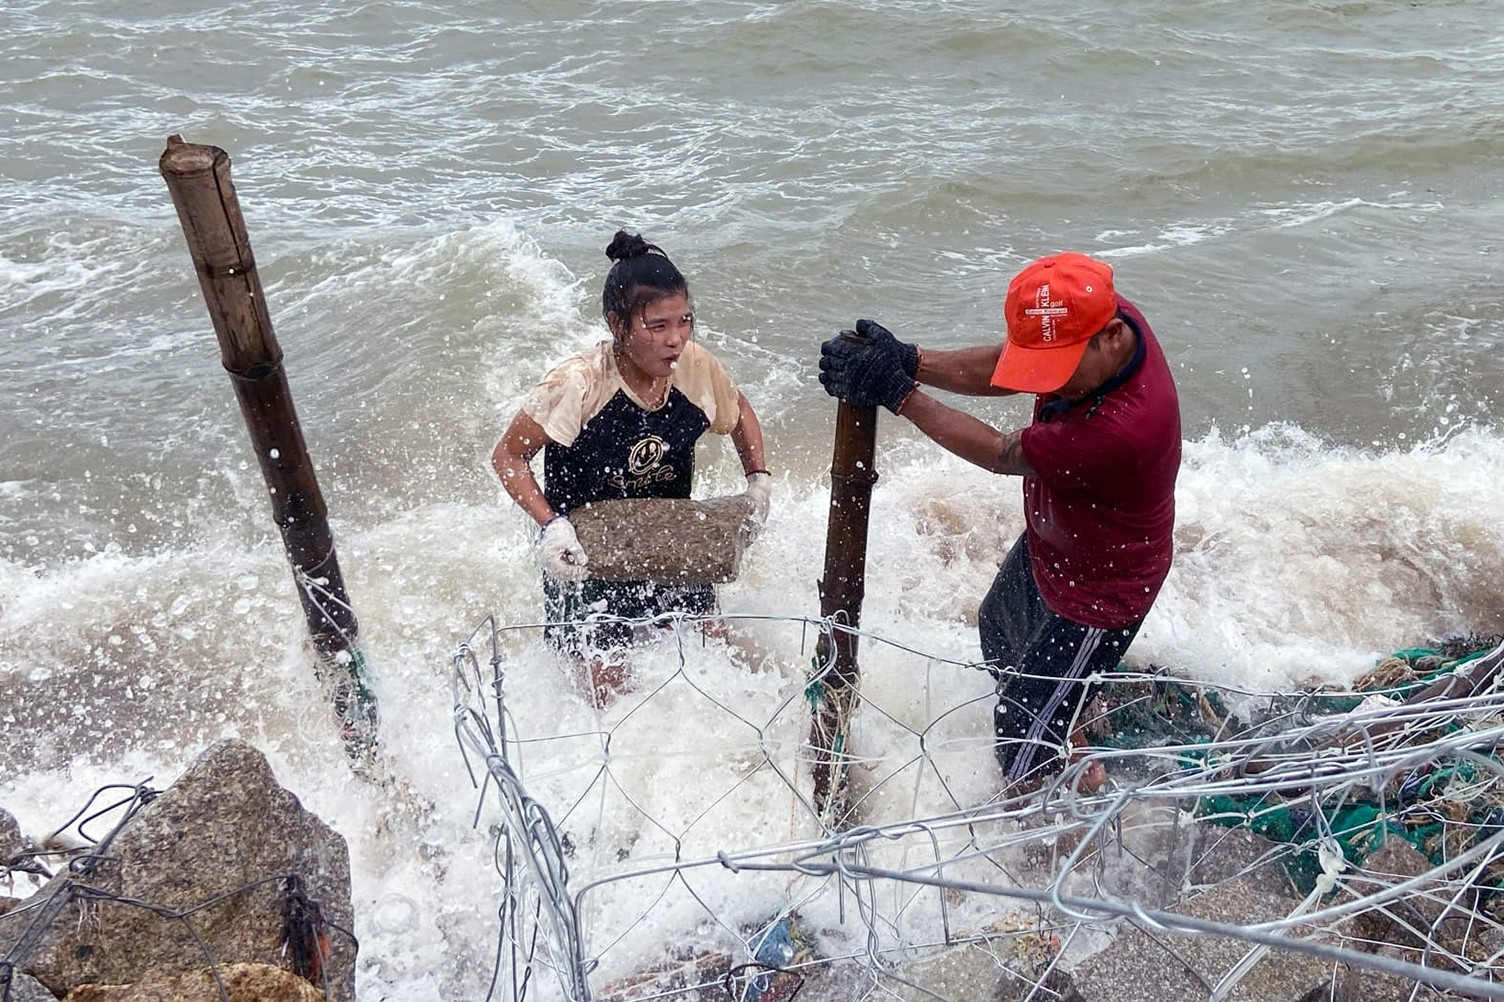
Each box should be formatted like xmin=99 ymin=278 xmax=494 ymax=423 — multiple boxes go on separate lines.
xmin=999 ymin=431 xmax=1029 ymax=475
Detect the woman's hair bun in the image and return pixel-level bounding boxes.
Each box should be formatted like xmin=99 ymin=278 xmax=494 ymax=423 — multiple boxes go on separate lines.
xmin=600 ymin=230 xmax=686 ymax=324
xmin=605 ymin=230 xmax=653 ymax=262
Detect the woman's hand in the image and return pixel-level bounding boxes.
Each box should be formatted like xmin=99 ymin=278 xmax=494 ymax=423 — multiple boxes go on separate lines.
xmin=743 ymin=471 xmax=772 ymax=537
xmin=540 ymin=517 xmax=591 ymax=581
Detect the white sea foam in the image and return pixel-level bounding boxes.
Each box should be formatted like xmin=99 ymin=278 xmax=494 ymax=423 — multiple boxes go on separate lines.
xmin=6 ymin=410 xmax=1503 ymax=997
xmin=5 ymin=241 xmax=1504 ymax=990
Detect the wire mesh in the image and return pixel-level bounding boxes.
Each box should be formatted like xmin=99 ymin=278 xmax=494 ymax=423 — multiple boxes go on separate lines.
xmin=450 ymin=613 xmax=1504 ymax=1002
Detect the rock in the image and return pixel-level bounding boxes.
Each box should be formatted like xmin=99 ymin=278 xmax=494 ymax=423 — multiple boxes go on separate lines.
xmin=1094 ymin=811 xmax=1297 ymax=911
xmin=885 ymin=940 xmax=1082 ymax=1002
xmin=1295 ymin=968 xmax=1454 ymax=1002
xmin=61 ymin=962 xmax=321 ymax=1002
xmin=1069 ymin=863 xmax=1327 ymax=1001
xmin=3 ymin=805 xmax=38 ymax=916
xmin=570 ymin=494 xmax=754 ymax=584
xmin=4 ymin=969 xmax=59 ymax=1002
xmin=0 ymin=807 xmax=22 ymax=866
xmin=1315 ymin=834 xmax=1497 ymax=999
xmin=1185 ymin=824 xmax=1302 ymax=896
xmin=6 ymin=739 xmax=354 ymax=1002
xmin=1336 ymin=835 xmax=1475 ymax=956
xmin=1074 ymin=816 xmax=1492 ymax=1001
xmin=1087 ymin=801 xmax=1196 ymax=909
xmin=769 ymin=957 xmax=876 ymax=1002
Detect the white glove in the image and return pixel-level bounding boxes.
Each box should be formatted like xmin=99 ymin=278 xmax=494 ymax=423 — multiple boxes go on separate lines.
xmin=743 ymin=472 xmax=772 ymax=534
xmin=540 ymin=517 xmax=591 ymax=581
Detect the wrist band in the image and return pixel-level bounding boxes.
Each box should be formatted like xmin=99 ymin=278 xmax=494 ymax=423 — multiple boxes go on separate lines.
xmin=542 ymin=514 xmax=564 ymax=528
xmin=894 ymin=385 xmax=920 ymax=416
xmin=744 ymin=468 xmax=770 ymax=477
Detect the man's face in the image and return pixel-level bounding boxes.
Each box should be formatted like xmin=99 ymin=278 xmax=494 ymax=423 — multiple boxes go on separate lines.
xmin=1054 ymin=320 xmax=1125 ymax=399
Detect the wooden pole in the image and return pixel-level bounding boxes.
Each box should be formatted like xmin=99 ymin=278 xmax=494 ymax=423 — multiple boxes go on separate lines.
xmin=157 ymin=136 xmax=377 ymax=758
xmin=809 ymin=332 xmax=880 ymax=827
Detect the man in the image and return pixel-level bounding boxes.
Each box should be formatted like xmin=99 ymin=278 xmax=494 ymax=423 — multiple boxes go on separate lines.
xmin=818 ymin=252 xmax=1181 ymax=791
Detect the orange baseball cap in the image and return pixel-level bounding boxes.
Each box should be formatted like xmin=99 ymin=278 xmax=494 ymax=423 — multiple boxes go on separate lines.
xmin=991 ymin=253 xmax=1117 ymax=394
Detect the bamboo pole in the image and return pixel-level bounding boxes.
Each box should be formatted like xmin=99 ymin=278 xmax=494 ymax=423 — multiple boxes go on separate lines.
xmin=809 ymin=332 xmax=880 ymax=827
xmin=157 ymin=136 xmax=377 ymax=759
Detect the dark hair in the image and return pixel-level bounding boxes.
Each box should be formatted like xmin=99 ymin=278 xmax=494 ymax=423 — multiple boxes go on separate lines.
xmin=602 ymin=230 xmax=689 ymax=334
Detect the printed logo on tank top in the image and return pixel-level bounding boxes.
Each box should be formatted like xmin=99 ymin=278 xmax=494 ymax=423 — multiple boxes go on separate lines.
xmin=615 ymin=434 xmax=676 ymax=491
xmin=541 ymin=386 xmax=707 ymax=511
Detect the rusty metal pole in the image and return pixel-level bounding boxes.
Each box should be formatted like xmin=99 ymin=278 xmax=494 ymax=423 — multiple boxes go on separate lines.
xmin=809 ymin=333 xmax=880 ymax=827
xmin=158 ymin=135 xmax=377 ymax=759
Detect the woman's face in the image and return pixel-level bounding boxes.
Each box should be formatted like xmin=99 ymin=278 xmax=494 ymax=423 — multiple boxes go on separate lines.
xmin=613 ymin=292 xmax=694 ymax=380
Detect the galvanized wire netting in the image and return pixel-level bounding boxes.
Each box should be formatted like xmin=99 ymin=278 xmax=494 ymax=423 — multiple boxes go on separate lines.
xmin=450 ymin=614 xmax=1504 ymax=1002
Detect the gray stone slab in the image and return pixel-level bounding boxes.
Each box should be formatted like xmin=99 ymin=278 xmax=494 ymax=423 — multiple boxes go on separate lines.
xmin=1068 ymin=870 xmax=1328 ymax=1002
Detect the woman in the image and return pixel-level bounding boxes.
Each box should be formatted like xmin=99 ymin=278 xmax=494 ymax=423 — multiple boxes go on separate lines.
xmin=492 ymin=231 xmax=770 ymax=702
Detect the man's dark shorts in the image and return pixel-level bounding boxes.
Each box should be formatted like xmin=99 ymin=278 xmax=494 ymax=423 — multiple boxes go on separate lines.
xmin=543 ymin=576 xmax=717 ymax=659
xmin=979 ymin=535 xmax=1140 ymax=783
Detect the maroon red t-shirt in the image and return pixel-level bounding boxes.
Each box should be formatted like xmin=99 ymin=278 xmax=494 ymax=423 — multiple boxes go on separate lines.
xmin=1018 ymin=297 xmax=1181 ymax=629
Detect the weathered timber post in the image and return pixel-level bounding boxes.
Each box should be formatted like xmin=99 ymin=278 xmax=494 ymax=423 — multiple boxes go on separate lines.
xmin=158 ymin=135 xmax=377 ymax=759
xmin=809 ymin=332 xmax=880 ymax=828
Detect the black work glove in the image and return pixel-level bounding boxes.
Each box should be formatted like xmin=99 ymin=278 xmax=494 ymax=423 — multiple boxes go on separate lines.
xmin=818 ymin=333 xmax=918 ymax=413
xmin=854 ymin=318 xmax=919 ymax=378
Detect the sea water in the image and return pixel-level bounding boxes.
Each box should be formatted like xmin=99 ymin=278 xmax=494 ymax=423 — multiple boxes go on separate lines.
xmin=3 ymin=2 xmax=1503 ymax=998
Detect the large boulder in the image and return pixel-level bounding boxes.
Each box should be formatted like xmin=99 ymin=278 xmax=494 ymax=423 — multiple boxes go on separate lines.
xmin=4 ymin=740 xmax=354 ymax=1002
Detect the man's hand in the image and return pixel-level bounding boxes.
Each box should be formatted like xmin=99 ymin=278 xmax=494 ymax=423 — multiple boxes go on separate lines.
xmin=818 ymin=334 xmax=918 ymax=413
xmin=540 ymin=517 xmax=591 ymax=581
xmin=743 ymin=471 xmax=772 ymax=540
xmin=854 ymin=318 xmax=919 ymax=378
